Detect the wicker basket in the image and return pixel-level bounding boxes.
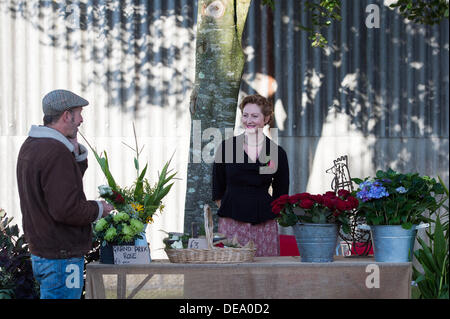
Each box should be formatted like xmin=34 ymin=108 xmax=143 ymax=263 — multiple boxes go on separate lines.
xmin=165 ymin=205 xmax=256 ymax=263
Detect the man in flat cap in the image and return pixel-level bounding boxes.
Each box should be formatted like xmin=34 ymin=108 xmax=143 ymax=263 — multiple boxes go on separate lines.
xmin=17 ymin=89 xmax=114 ymax=299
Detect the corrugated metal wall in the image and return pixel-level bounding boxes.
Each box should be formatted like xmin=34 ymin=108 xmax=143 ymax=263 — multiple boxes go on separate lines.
xmin=242 ymin=0 xmax=449 ymax=195
xmin=0 ymin=0 xmax=197 ymax=258
xmin=1 ymin=0 xmax=448 ymax=257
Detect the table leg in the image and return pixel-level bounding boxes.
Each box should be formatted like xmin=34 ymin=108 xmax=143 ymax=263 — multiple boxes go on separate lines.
xmin=117 ymin=274 xmax=127 ymax=299
xmin=86 ymin=271 xmax=106 ymax=299
xmin=127 ymin=274 xmax=154 ymax=299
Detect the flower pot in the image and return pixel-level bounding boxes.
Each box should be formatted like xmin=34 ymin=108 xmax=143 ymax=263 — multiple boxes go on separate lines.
xmin=134 ymin=224 xmax=148 ymax=246
xmin=368 ymin=224 xmax=427 ymax=262
xmin=293 ymin=223 xmax=338 ymax=262
xmin=99 ymin=242 xmax=134 ymax=264
xmin=99 ymin=242 xmax=115 ymax=264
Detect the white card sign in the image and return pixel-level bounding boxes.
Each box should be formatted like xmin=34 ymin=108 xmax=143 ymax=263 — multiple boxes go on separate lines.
xmin=187 ymin=238 xmax=208 ymax=249
xmin=113 ymin=245 xmax=151 ymax=264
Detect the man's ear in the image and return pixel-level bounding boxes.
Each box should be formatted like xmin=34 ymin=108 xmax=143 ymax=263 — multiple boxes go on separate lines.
xmin=62 ymin=110 xmax=72 ymax=122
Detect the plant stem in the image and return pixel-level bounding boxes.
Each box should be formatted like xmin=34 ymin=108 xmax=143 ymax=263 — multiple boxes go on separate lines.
xmin=133 ymin=122 xmax=139 ymax=178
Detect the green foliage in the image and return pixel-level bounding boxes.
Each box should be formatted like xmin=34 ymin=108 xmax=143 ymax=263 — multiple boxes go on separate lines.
xmin=413 ymin=216 xmax=449 ymax=299
xmin=263 ymin=0 xmax=448 ymax=48
xmin=300 ymin=0 xmax=342 ymax=47
xmin=412 ymin=175 xmax=449 ymax=299
xmin=0 ymin=209 xmax=39 ymax=299
xmin=262 ymin=0 xmax=341 ymax=48
xmin=162 ymin=232 xmax=191 ymax=249
xmin=80 ymin=127 xmax=177 ymax=226
xmin=352 ymin=168 xmax=445 ymax=229
xmin=94 ymin=211 xmax=145 ymax=245
xmin=390 ymin=0 xmax=449 ymax=25
xmin=262 ymin=0 xmax=274 ymax=10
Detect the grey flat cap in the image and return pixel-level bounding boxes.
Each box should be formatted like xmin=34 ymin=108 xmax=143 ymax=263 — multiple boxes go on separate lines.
xmin=42 ymin=89 xmax=89 ymax=115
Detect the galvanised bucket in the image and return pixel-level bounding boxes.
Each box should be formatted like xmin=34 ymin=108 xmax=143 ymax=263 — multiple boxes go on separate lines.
xmin=368 ymin=224 xmax=428 ymax=262
xmin=135 ymin=224 xmax=148 ymax=246
xmin=293 ymin=223 xmax=338 ymax=262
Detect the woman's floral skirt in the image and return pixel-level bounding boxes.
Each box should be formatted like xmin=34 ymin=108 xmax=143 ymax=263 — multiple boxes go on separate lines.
xmin=218 ymin=217 xmax=280 ymax=257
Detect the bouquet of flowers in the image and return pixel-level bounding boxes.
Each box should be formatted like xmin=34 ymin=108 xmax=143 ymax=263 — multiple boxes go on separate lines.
xmin=80 ymin=127 xmax=177 ymax=245
xmin=93 ymin=210 xmax=145 ymax=244
xmin=271 ymin=190 xmax=359 ymax=234
xmin=352 ymin=168 xmax=445 ymax=229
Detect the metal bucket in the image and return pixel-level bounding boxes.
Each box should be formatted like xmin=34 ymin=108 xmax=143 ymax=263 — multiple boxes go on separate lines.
xmin=363 ymin=224 xmax=429 ymax=262
xmin=134 ymin=224 xmax=148 ymax=246
xmin=293 ymin=223 xmax=338 ymax=262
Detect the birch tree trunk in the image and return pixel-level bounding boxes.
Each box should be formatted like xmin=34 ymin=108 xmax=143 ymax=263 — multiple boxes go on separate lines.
xmin=184 ymin=0 xmax=252 ymax=231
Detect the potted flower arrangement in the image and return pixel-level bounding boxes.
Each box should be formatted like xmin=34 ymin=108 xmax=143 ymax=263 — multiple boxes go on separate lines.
xmin=80 ymin=128 xmax=177 ymax=264
xmin=352 ymin=168 xmax=445 ymax=262
xmin=271 ymin=190 xmax=359 ymax=262
xmin=94 ymin=210 xmax=146 ymax=264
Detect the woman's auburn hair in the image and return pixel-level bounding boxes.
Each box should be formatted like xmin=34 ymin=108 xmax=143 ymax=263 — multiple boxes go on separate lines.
xmin=239 ymin=94 xmax=274 ymax=126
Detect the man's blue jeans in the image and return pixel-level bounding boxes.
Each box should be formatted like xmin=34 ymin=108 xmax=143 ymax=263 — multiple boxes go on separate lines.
xmin=31 ymin=255 xmax=84 ymax=299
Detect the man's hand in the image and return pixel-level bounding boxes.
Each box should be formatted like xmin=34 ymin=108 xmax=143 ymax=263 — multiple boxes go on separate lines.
xmin=101 ymin=201 xmax=114 ymax=217
xmin=68 ymin=135 xmax=80 ymax=155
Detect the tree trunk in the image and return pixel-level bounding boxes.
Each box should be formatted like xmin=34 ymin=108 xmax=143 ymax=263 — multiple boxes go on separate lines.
xmin=184 ymin=0 xmax=252 ymax=231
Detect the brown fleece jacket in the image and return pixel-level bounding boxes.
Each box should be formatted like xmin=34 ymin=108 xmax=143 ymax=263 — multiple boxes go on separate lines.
xmin=17 ymin=126 xmax=100 ymax=259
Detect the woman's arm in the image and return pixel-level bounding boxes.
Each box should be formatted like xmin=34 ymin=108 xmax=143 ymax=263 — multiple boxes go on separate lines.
xmin=272 ymin=147 xmax=290 ymax=199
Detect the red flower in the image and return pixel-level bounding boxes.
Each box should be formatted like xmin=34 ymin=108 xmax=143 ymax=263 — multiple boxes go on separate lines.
xmin=299 ymin=199 xmax=314 ymax=209
xmin=271 ymin=202 xmax=287 ymax=215
xmin=288 ymin=193 xmax=306 ymax=204
xmin=335 ymin=199 xmax=349 ymax=211
xmin=271 ymin=194 xmax=289 ymax=207
xmin=112 ymin=190 xmax=125 ymax=204
xmin=323 ymin=197 xmax=337 ymax=210
xmin=309 ymin=194 xmax=324 ymax=205
xmin=298 ymin=192 xmax=311 ymax=200
xmin=337 ymin=189 xmax=351 ymax=199
xmin=277 ymin=194 xmax=290 ymax=203
xmin=214 ymin=242 xmax=225 ymax=248
xmin=347 ymin=196 xmax=359 ymax=209
xmin=324 ymin=191 xmax=337 ymax=199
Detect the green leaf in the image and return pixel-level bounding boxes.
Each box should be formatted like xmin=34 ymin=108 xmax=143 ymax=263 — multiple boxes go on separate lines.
xmin=134 ymin=164 xmax=148 ymax=200
xmin=433 ymin=217 xmax=446 ymax=271
xmin=401 ymin=222 xmax=413 ymax=230
xmin=351 ymin=178 xmax=364 ymax=185
xmin=416 ymin=236 xmax=440 ymax=274
xmin=156 ymin=183 xmax=174 ymax=201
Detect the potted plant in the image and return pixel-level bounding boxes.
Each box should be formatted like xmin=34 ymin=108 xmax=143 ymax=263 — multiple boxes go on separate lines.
xmin=0 ymin=208 xmax=39 ymax=299
xmin=413 ymin=176 xmax=448 ymax=299
xmin=352 ymin=168 xmax=445 ymax=262
xmin=80 ymin=127 xmax=177 ymax=250
xmin=94 ymin=210 xmax=146 ymax=264
xmin=271 ymin=190 xmax=358 ymax=262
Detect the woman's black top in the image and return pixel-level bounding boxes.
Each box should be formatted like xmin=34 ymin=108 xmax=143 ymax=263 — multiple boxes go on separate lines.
xmin=212 ymin=134 xmax=290 ymax=225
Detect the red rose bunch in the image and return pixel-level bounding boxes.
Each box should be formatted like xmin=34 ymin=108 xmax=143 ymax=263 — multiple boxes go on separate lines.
xmin=271 ymin=190 xmax=358 ymax=232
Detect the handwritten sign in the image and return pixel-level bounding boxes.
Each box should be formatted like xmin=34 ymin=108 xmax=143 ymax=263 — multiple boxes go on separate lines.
xmin=113 ymin=245 xmax=151 ymax=264
xmin=187 ymin=238 xmax=208 ymax=249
